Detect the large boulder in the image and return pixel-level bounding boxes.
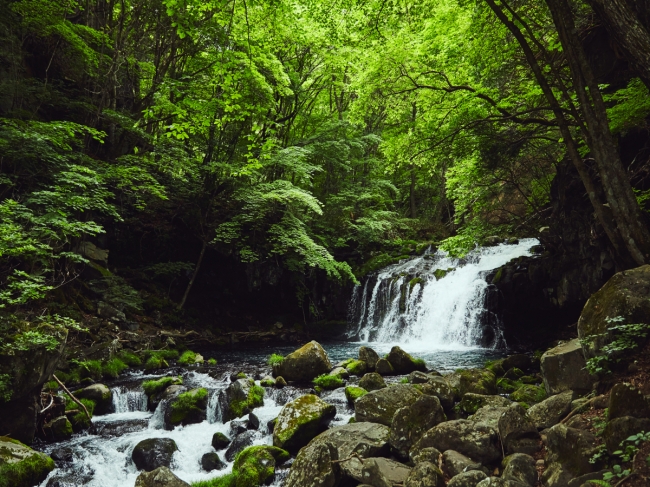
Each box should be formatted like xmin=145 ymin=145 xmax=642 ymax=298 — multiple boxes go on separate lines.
xmin=359 ymin=346 xmax=380 ymax=371
xmin=577 ymin=265 xmax=650 ymax=359
xmin=0 ymin=436 xmax=55 ymax=487
xmin=447 ymin=470 xmax=488 ymax=487
xmin=540 ymin=339 xmax=593 ymax=395
xmin=42 ymin=416 xmax=73 ymax=442
xmin=608 ymin=382 xmax=650 ymax=420
xmin=375 ymin=359 xmax=395 ymax=376
xmin=164 ymin=388 xmax=208 ymax=429
xmin=355 ymin=384 xmax=422 ymax=426
xmin=443 ymin=450 xmax=487 ymax=478
xmin=132 ymin=438 xmax=178 ymax=472
xmin=361 ymin=457 xmax=411 ymax=487
xmin=603 ymin=416 xmax=650 ymax=454
xmin=469 ymin=406 xmax=510 ymax=429
xmin=359 ymin=372 xmax=386 ymax=391
xmin=218 ymin=379 xmax=264 ymax=422
xmin=446 ymin=369 xmax=497 ymax=397
xmin=389 ymin=395 xmax=446 ymax=459
xmin=386 ymin=346 xmax=425 ymax=374
xmin=526 ymin=390 xmax=573 ymax=430
xmin=456 ymin=393 xmax=511 ymax=415
xmin=543 ymin=424 xmax=602 ymax=478
xmin=414 ymin=376 xmax=456 ymax=411
xmin=285 ymin=422 xmax=391 ymax=487
xmin=273 ymin=341 xmax=332 ymax=382
xmin=413 ymin=419 xmax=501 ymax=464
xmin=75 ymin=383 xmax=113 ymax=415
xmin=404 ymin=461 xmax=445 ymax=487
xmin=134 ymin=466 xmax=190 ymax=487
xmin=273 ymin=394 xmax=336 ymax=453
xmin=498 ymin=404 xmax=540 ymax=455
xmin=502 ymin=453 xmax=537 ymax=485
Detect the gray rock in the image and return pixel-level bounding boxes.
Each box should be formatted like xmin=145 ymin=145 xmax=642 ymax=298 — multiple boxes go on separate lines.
xmin=540 ymin=339 xmax=593 ymax=395
xmin=386 ymin=346 xmax=425 ymax=374
xmin=502 ymin=453 xmax=537 ymax=485
xmin=75 ymin=383 xmax=112 ymax=415
xmin=134 ymin=466 xmax=190 ymax=487
xmin=443 ymin=450 xmax=487 ymax=478
xmin=408 ymin=371 xmax=432 ymax=384
xmin=544 ymin=423 xmax=602 ymax=478
xmin=446 ymin=369 xmax=497 ymax=396
xmin=389 ymin=395 xmax=446 ymax=459
xmin=273 ymin=394 xmax=336 ymax=453
xmin=603 ymin=416 xmax=650 ymax=454
xmin=359 ymin=372 xmax=386 ymax=391
xmin=457 ymin=393 xmax=511 ymax=415
xmin=359 ymin=346 xmax=380 ymax=370
xmin=225 ymin=430 xmax=255 ymax=462
xmin=541 ymin=462 xmax=574 ymax=487
xmin=409 ymin=446 xmax=441 ymax=466
xmin=375 ymin=358 xmax=395 ymax=376
xmin=285 ymin=442 xmax=339 ymax=487
xmin=469 ymin=406 xmax=509 ymax=429
xmin=329 ymin=367 xmax=350 ymax=379
xmin=272 ymin=341 xmax=332 ymax=382
xmin=218 ymin=378 xmax=264 ymax=422
xmin=42 ymin=416 xmax=73 ymax=442
xmin=413 ymin=376 xmax=456 ymax=411
xmin=211 ymin=432 xmax=230 ymax=450
xmin=526 ymin=390 xmax=573 ymax=429
xmin=355 ymin=384 xmax=422 ymax=426
xmin=404 ymin=461 xmax=444 ymax=487
xmin=201 ymin=452 xmax=225 ymax=471
xmin=361 ymin=457 xmax=411 ymax=487
xmin=608 ymin=382 xmax=650 ymax=420
xmin=448 ymin=470 xmax=489 ymax=487
xmin=132 ymin=438 xmax=178 ymax=472
xmin=498 ymin=404 xmax=541 ymax=455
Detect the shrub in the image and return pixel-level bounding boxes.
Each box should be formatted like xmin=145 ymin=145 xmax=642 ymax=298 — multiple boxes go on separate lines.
xmin=102 ymin=358 xmax=129 ymax=379
xmin=313 ymin=374 xmax=343 ymax=390
xmin=268 ymin=354 xmax=284 ymax=366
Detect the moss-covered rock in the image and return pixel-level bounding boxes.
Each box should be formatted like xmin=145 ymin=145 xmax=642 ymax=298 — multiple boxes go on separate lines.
xmin=456 ymin=393 xmax=511 ymax=415
xmin=272 ymin=394 xmax=336 ymax=453
xmin=359 ymin=346 xmax=380 ymax=370
xmin=42 ymin=416 xmax=73 ymax=442
xmin=313 ymin=374 xmax=343 ymax=391
xmin=74 ymin=383 xmax=112 ymax=415
xmin=142 ymin=376 xmax=183 ymax=397
xmin=219 ymin=379 xmax=265 ymax=422
xmin=165 ymin=388 xmax=208 ymax=428
xmin=386 ymin=346 xmax=426 ymax=374
xmin=497 ymin=377 xmax=521 ymax=394
xmin=0 ymin=436 xmax=55 ymax=487
xmin=134 ymin=466 xmax=189 ymax=487
xmin=433 ymin=268 xmax=454 ymax=280
xmin=509 ymin=385 xmax=546 ymax=405
xmin=212 ymin=432 xmax=231 ymax=450
xmin=358 ymin=372 xmax=386 ymax=391
xmin=503 ymin=367 xmax=524 ymax=380
xmin=355 ymin=384 xmax=422 ymax=426
xmin=485 ymin=359 xmax=505 ymax=377
xmin=344 ymin=359 xmax=367 ymax=376
xmin=231 ymin=445 xmax=289 ymax=487
xmin=328 ymin=367 xmax=349 ymax=380
xmin=259 ymin=376 xmax=276 ymax=388
xmin=447 ymin=368 xmax=497 ymax=397
xmin=272 ymin=341 xmax=332 ymax=382
xmin=344 ymin=386 xmax=368 ymax=405
xmin=390 ymin=395 xmax=446 ymax=460
xmin=375 ymin=358 xmax=394 ymax=375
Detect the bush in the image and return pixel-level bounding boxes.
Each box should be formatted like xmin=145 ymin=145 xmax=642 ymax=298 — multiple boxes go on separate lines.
xmin=178 ymin=350 xmax=197 ymax=365
xmin=118 ymin=350 xmax=141 ymax=366
xmin=142 ymin=376 xmax=182 ymax=396
xmin=268 ymin=354 xmax=284 ymax=366
xmin=102 ymin=358 xmax=129 ymax=379
xmin=313 ymin=374 xmax=343 ymax=390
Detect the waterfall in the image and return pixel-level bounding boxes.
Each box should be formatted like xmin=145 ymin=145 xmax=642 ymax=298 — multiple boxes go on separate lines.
xmin=206 ymin=390 xmax=221 ymax=424
xmin=111 ymin=386 xmax=148 ymax=413
xmin=348 ymin=239 xmax=539 ymax=349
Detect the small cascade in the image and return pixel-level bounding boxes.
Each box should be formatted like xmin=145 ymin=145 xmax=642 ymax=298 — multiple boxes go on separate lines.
xmin=147 ymin=399 xmax=167 ymax=429
xmin=111 ymin=386 xmax=148 ymax=413
xmin=207 ymin=390 xmax=221 ymax=424
xmin=348 ymin=239 xmax=539 ymax=349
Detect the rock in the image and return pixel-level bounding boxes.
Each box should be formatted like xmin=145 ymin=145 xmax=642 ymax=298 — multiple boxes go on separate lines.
xmin=404 ymin=461 xmax=444 ymax=487
xmin=564 ymin=414 xmax=590 ymax=430
xmin=456 ymin=393 xmax=511 ymax=415
xmin=414 ymin=419 xmax=501 ymax=464
xmin=355 ymin=384 xmax=422 ymax=426
xmin=42 ymin=416 xmax=73 ymax=442
xmin=75 ymin=383 xmax=112 ymax=415
xmin=603 ymin=416 xmax=650 ymax=454
xmin=577 ymin=265 xmax=650 ymax=359
xmin=409 ymin=446 xmax=442 ymax=465
xmin=0 ymin=436 xmax=55 ymax=487
xmin=447 ymin=470 xmax=488 ymax=487
xmin=218 ymin=378 xmax=265 ymax=422
xmin=540 ymin=339 xmax=593 ymax=395
xmin=509 ymin=384 xmax=546 ymax=405
xmin=134 ymin=466 xmax=190 ymax=487
xmin=132 ymin=438 xmax=178 ymax=472
xmin=503 ymin=367 xmax=525 ymax=380
xmin=484 ymin=235 xmax=503 ymax=246
xmin=414 ymin=376 xmax=456 ymax=411
xmin=260 ymin=376 xmax=276 ymax=387
xmin=447 ymin=369 xmax=497 ymax=397
xmin=498 ymin=404 xmax=541 ymax=455
xmin=201 ymin=452 xmax=225 ymax=471
xmin=345 ymin=359 xmax=367 ymax=376
xmin=476 ymin=478 xmax=529 ymax=487
xmin=273 ymin=394 xmax=336 ymax=453
xmin=541 ymin=462 xmax=573 ymax=487
xmin=231 ymin=446 xmax=289 ymax=485
xmin=361 ymin=457 xmax=411 ymax=487
xmin=375 ymin=358 xmax=394 ymax=376
xmin=569 ymin=397 xmax=590 ymax=414
xmin=502 ymin=355 xmax=533 ymax=372
xmin=97 ymin=301 xmax=126 ymax=322
xmin=285 ymin=422 xmax=391 ymax=486
xmin=275 ymin=376 xmax=287 ymax=388
xmin=359 ymin=346 xmax=380 ymax=370
xmin=608 ymin=382 xmax=650 ymax=420
xmin=345 ymin=386 xmax=368 ymax=405
xmin=526 ymin=390 xmax=573 ymax=429
xmin=229 ymin=420 xmax=247 ymax=437
xmin=50 ymin=447 xmax=74 ymax=464
xmin=389 ymin=395 xmax=446 ymax=459
xmin=211 ymin=432 xmax=230 ymax=450
xmin=164 ymin=388 xmax=208 ymax=429
xmin=469 ymin=406 xmax=509 ymax=429
xmin=502 ymin=453 xmax=537 ymax=485
xmin=544 ymin=423 xmax=602 ymax=477
xmin=225 ymin=430 xmax=256 ymax=462
xmin=386 ymin=346 xmax=426 ymax=374
xmin=443 ymin=450 xmax=487 ymax=477
xmin=248 ymin=412 xmax=260 ymax=430
xmin=359 ymin=372 xmax=387 ymax=391
xmin=567 ymin=470 xmax=614 ymax=487
xmin=272 ymin=341 xmax=333 ymax=382
xmin=408 ymin=371 xmax=431 ymax=384
xmin=329 ymin=367 xmax=350 ymax=379
xmin=150 ymin=384 xmax=186 ymax=411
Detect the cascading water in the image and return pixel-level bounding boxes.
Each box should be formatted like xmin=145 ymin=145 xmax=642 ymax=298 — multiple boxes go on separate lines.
xmin=112 ymin=386 xmax=148 ymax=413
xmin=348 ymin=238 xmax=539 ymax=350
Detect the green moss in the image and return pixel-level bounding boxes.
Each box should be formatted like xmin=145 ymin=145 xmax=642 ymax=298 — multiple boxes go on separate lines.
xmin=400 ymin=377 xmax=409 ymax=383
xmin=142 ymin=349 xmax=179 ymax=360
xmin=313 ymin=374 xmax=343 ymax=390
xmin=208 ymin=358 xmax=217 ymax=366
xmin=433 ymin=267 xmax=454 ymax=280
xmin=231 ymin=446 xmax=289 ymax=487
xmin=510 ymin=384 xmax=546 ymax=404
xmin=236 ymin=372 xmax=247 ymax=379
xmin=118 ymin=350 xmax=142 ymax=366
xmin=191 ymin=474 xmax=237 ymax=487
xmin=142 ymin=376 xmax=183 ymax=396
xmin=409 ymin=277 xmax=423 ymax=291
xmin=229 ymin=383 xmax=265 ymax=419
xmin=413 ymin=358 xmax=426 ymax=371
xmin=344 ymin=386 xmax=368 ymax=404
xmin=102 ymin=358 xmax=129 ymax=379
xmin=354 ymin=253 xmax=396 ymax=278
xmin=145 ymin=355 xmax=169 ymax=370
xmin=76 ymin=360 xmax=103 ymax=380
xmin=491 ymin=268 xmax=503 ymax=284
xmin=260 ymin=378 xmax=275 ymax=387
xmin=485 ymin=359 xmax=505 ymax=377
xmin=497 ymin=377 xmax=522 ymax=394
xmin=0 ymin=440 xmax=55 ymax=487
xmin=345 ymin=359 xmax=367 ymax=376
xmin=268 ymin=354 xmax=284 ymax=366
xmin=178 ymin=350 xmax=197 ymax=365
xmin=170 ymin=388 xmax=208 ymax=425
xmin=43 ymin=380 xmax=59 ymax=391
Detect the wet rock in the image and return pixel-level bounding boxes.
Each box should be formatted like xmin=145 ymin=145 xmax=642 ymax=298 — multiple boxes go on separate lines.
xmin=329 ymin=367 xmax=350 ymax=379
xmin=540 ymin=339 xmax=593 ymax=395
xmin=447 ymin=369 xmax=497 ymax=397
xmin=132 ymin=438 xmax=178 ymax=472
xmin=361 ymin=457 xmax=411 ymax=487
xmin=375 ymin=358 xmax=394 ymax=376
xmin=404 ymin=461 xmax=444 ymax=487
xmin=275 ymin=376 xmax=287 ymax=388
xmin=201 ymin=452 xmax=225 ymax=471
xmin=409 ymin=446 xmax=441 ymax=465
xmin=75 ymin=383 xmax=112 ymax=415
xmin=413 ymin=419 xmax=501 ymax=464
xmin=456 ymin=393 xmax=511 ymax=415
xmin=164 ymin=388 xmax=208 ymax=429
xmin=386 ymin=346 xmax=426 ymax=374
xmin=218 ymin=378 xmax=265 ymax=422
xmin=248 ymin=412 xmax=260 ymax=430
xmin=502 ymin=453 xmax=537 ymax=485
xmin=447 ymin=470 xmax=488 ymax=487
xmin=414 ymin=376 xmax=456 ymax=411
xmin=345 ymin=386 xmax=368 ymax=405
xmin=603 ymin=416 xmax=650 ymax=454
xmin=359 ymin=372 xmax=386 ymax=391
xmin=93 ymin=417 xmax=149 ymax=437
xmin=232 ymin=446 xmax=289 ymax=486
xmin=272 ymin=341 xmax=333 ymax=382
xmin=469 ymin=406 xmax=509 ymax=429
xmin=544 ymin=423 xmax=602 ymax=478
xmin=42 ymin=416 xmax=73 ymax=442
xmin=0 ymin=436 xmax=55 ymax=487
xmin=225 ymin=430 xmax=256 ymax=462
xmin=260 ymin=376 xmax=276 ymax=387
xmin=211 ymin=432 xmax=230 ymax=450
xmin=359 ymin=346 xmax=380 ymax=370
xmin=608 ymin=382 xmax=650 ymax=420
xmin=273 ymin=394 xmax=336 ymax=453
xmin=389 ymin=395 xmax=446 ymax=459
xmin=150 ymin=384 xmax=186 ymax=411
xmin=134 ymin=466 xmax=190 ymax=487
xmin=355 ymin=384 xmax=422 ymax=426
xmin=443 ymin=450 xmax=488 ymax=477
xmin=498 ymin=404 xmax=541 ymax=455
xmin=229 ymin=420 xmax=247 ymax=437
xmin=526 ymin=390 xmax=573 ymax=429
xmin=345 ymin=359 xmax=367 ymax=376
xmin=50 ymin=447 xmax=74 ymax=464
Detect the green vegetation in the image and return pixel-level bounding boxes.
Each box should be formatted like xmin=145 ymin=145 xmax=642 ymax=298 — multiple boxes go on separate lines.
xmin=142 ymin=376 xmax=183 ymax=396
xmin=0 ymin=438 xmax=55 ymax=487
xmin=102 ymin=358 xmax=129 ymax=379
xmin=117 ymin=351 xmax=142 ymax=367
xmin=74 ymin=360 xmax=103 ymax=381
xmin=313 ymin=374 xmax=344 ymax=390
xmin=268 ymin=354 xmax=285 ymax=367
xmin=344 ymin=386 xmax=368 ymax=404
xmin=169 ymin=388 xmax=208 ymax=425
xmin=510 ymin=385 xmax=546 ymax=404
xmin=345 ymin=360 xmax=367 ymax=376
xmin=178 ymin=350 xmax=198 ymax=365
xmin=207 ymin=358 xmax=217 ymax=366
xmin=229 ymin=383 xmax=265 ymax=419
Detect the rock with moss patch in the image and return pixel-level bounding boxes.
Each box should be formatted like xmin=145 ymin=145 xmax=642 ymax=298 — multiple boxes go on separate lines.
xmin=503 ymin=367 xmax=525 ymax=380
xmin=362 ymin=457 xmax=412 ymax=487
xmin=345 ymin=386 xmax=368 ymax=405
xmin=447 ymin=470 xmax=488 ymax=487
xmin=502 ymin=453 xmax=537 ymax=485
xmin=42 ymin=416 xmax=73 ymax=442
xmin=0 ymin=436 xmax=55 ymax=487
xmin=345 ymin=359 xmax=367 ymax=376
xmin=390 ymin=395 xmax=446 ymax=459
xmin=329 ymin=367 xmax=350 ymax=380
xmin=260 ymin=376 xmax=276 ymax=388
xmin=75 ymin=383 xmax=112 ymax=415
xmin=540 ymin=339 xmax=594 ymax=395
xmin=132 ymin=438 xmax=178 ymax=471
xmin=509 ymin=384 xmax=546 ymax=405
xmin=134 ymin=466 xmax=189 ymax=487
xmin=468 ymin=406 xmax=509 ymax=429
xmin=386 ymin=346 xmax=426 ymax=374
xmin=219 ymin=379 xmax=265 ymax=422
xmin=359 ymin=346 xmax=380 ymax=371
xmin=358 ymin=372 xmax=386 ymax=391
xmin=413 ymin=376 xmax=457 ymax=411
xmin=502 ymin=355 xmax=532 ymax=372
xmin=272 ymin=341 xmax=332 ymax=382
xmin=375 ymin=359 xmax=395 ymax=376
xmin=404 ymin=461 xmax=445 ymax=487
xmin=201 ymin=452 xmax=226 ymax=472
xmin=232 ymin=445 xmax=289 ymax=487
xmin=273 ymin=394 xmax=336 ymax=453
xmin=355 ymin=384 xmax=422 ymax=426
xmin=447 ymin=369 xmax=497 ymax=397
xmin=456 ymin=393 xmax=511 ymax=415
xmin=498 ymin=404 xmax=540 ymax=455
xmin=543 ymin=423 xmax=603 ymax=480
xmin=526 ymin=390 xmax=574 ymax=430
xmin=275 ymin=376 xmax=287 ymax=388
xmin=163 ymin=388 xmax=208 ymax=429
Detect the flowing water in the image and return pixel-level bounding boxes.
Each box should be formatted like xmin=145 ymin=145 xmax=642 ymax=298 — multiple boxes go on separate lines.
xmin=36 ymin=240 xmax=539 ymax=487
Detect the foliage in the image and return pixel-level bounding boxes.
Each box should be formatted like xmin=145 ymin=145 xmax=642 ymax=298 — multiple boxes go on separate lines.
xmin=169 ymin=388 xmax=208 ymax=424
xmin=267 ymin=354 xmax=284 ymax=366
xmin=142 ymin=376 xmax=182 ymax=396
xmin=117 ymin=351 xmax=142 ymax=367
xmin=177 ymin=350 xmax=197 ymax=365
xmin=102 ymin=358 xmax=129 ymax=379
xmin=207 ymin=358 xmax=217 ymax=366
xmin=313 ymin=374 xmax=344 ymax=390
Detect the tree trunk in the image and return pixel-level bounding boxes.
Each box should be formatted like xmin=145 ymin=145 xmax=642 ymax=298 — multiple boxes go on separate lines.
xmin=178 ymin=240 xmax=207 ymax=310
xmin=585 ymin=0 xmax=650 ymax=90
xmin=409 ymin=166 xmax=417 ymax=219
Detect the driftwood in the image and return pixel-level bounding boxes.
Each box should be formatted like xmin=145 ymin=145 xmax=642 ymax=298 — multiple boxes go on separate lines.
xmin=52 ymin=374 xmax=91 ymax=423
xmin=560 ymin=394 xmax=604 ymax=425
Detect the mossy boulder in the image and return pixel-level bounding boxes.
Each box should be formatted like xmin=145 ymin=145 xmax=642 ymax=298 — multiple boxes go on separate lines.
xmin=503 ymin=367 xmax=524 ymax=380
xmin=359 ymin=346 xmax=380 ymax=371
xmin=132 ymin=438 xmax=178 ymax=472
xmin=389 ymin=395 xmax=446 ymax=459
xmin=74 ymin=383 xmax=112 ymax=415
xmin=0 ymin=436 xmax=55 ymax=487
xmin=344 ymin=386 xmax=368 ymax=405
xmin=485 ymin=359 xmax=505 ymax=377
xmin=344 ymin=359 xmax=367 ymax=376
xmin=447 ymin=368 xmax=497 ymax=397
xmin=375 ymin=358 xmax=394 ymax=376
xmin=540 ymin=339 xmax=593 ymax=395
xmin=42 ymin=416 xmax=73 ymax=442
xmin=142 ymin=376 xmax=183 ymax=397
xmin=510 ymin=385 xmax=546 ymax=405
xmin=544 ymin=423 xmax=603 ymax=477
xmin=501 ymin=453 xmax=537 ymax=486
xmin=496 ymin=377 xmax=521 ymax=394
xmin=526 ymin=390 xmax=574 ymax=430
xmin=231 ymin=445 xmax=289 ymax=487
xmin=212 ymin=432 xmax=231 ymax=450
xmin=355 ymin=384 xmax=422 ymax=426
xmin=577 ymin=265 xmax=650 ymax=359
xmin=272 ymin=394 xmax=336 ymax=453
xmin=413 ymin=376 xmax=457 ymax=411
xmin=456 ymin=393 xmax=511 ymax=415
xmin=272 ymin=341 xmax=332 ymax=382
xmin=386 ymin=346 xmax=426 ymax=374
xmin=219 ymin=379 xmax=265 ymax=422
xmin=498 ymin=404 xmax=540 ymax=455
xmin=329 ymin=367 xmax=350 ymax=380
xmin=358 ymin=372 xmax=386 ymax=391
xmin=164 ymin=388 xmax=208 ymax=429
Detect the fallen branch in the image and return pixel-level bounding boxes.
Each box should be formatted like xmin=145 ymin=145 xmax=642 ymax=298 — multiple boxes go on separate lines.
xmin=52 ymin=375 xmax=91 ymax=423
xmin=331 ymin=452 xmax=365 ymax=465
xmin=40 ymin=395 xmax=55 ymax=415
xmin=560 ymin=394 xmax=604 ymax=425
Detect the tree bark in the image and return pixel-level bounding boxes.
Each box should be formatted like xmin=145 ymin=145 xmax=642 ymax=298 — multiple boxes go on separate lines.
xmin=409 ymin=165 xmax=417 ymax=219
xmin=178 ymin=240 xmax=207 ymax=310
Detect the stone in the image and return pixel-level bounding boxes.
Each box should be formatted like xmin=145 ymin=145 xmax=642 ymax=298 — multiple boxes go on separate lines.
xmin=608 ymin=382 xmax=650 ymax=420
xmin=260 ymin=375 xmax=275 ymax=387
xmin=361 ymin=457 xmax=411 ymax=487
xmin=218 ymin=378 xmax=264 ymax=422
xmin=164 ymin=388 xmax=208 ymax=429
xmin=577 ymin=265 xmax=650 ymax=359
xmin=456 ymin=393 xmax=511 ymax=415
xmin=413 ymin=419 xmax=501 ymax=464
xmin=502 ymin=453 xmax=537 ymax=485
xmin=132 ymin=438 xmax=178 ymax=472
xmin=359 ymin=346 xmax=381 ymax=370
xmin=229 ymin=420 xmax=247 ymax=437
xmin=544 ymin=424 xmax=602 ymax=477
xmin=503 ymin=367 xmax=525 ymax=380
xmin=409 ymin=446 xmax=441 ymax=465
xmin=359 ymin=372 xmax=386 ymax=391
xmin=201 ymin=452 xmax=225 ymax=471
xmin=232 ymin=446 xmax=289 ymax=486
xmin=443 ymin=450 xmax=487 ymax=478
xmin=134 ymin=466 xmax=190 ymax=487
xmin=414 ymin=376 xmax=456 ymax=411
xmin=603 ymin=416 xmax=650 ymax=454
xmin=0 ymin=436 xmax=55 ymax=487
xmin=75 ymin=383 xmax=112 ymax=415
xmin=386 ymin=346 xmax=426 ymax=374
xmin=275 ymin=376 xmax=287 ymax=388
xmin=355 ymin=384 xmax=422 ymax=426
xmin=540 ymin=339 xmax=593 ymax=395
xmin=469 ymin=406 xmax=509 ymax=429
xmin=50 ymin=447 xmax=73 ymax=464
xmin=447 ymin=470 xmax=488 ymax=487
xmin=225 ymin=430 xmax=255 ymax=462
xmin=211 ymin=432 xmax=230 ymax=450
xmin=375 ymin=358 xmax=394 ymax=376
xmin=509 ymin=384 xmax=546 ymax=405
xmin=408 ymin=371 xmax=431 ymax=384
xmin=526 ymin=390 xmax=573 ymax=429
xmin=247 ymin=412 xmax=260 ymax=430
xmin=476 ymin=478 xmax=529 ymax=487
xmin=345 ymin=359 xmax=367 ymax=376
xmin=498 ymin=404 xmax=541 ymax=455
xmin=541 ymin=462 xmax=573 ymax=487
xmin=272 ymin=341 xmax=333 ymax=382
xmin=329 ymin=367 xmax=350 ymax=379
xmin=285 ymin=442 xmax=339 ymax=487
xmin=389 ymin=395 xmax=446 ymax=459
xmin=502 ymin=355 xmax=533 ymax=372
xmin=345 ymin=386 xmax=368 ymax=405
xmin=404 ymin=461 xmax=444 ymax=487
xmin=446 ymin=369 xmax=497 ymax=397
xmin=42 ymin=416 xmax=73 ymax=442
xmin=273 ymin=394 xmax=336 ymax=453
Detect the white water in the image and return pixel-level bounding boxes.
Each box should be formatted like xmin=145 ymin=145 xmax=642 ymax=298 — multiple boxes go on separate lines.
xmin=348 ymin=239 xmax=539 ymax=350
xmin=112 ymin=386 xmax=148 ymax=413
